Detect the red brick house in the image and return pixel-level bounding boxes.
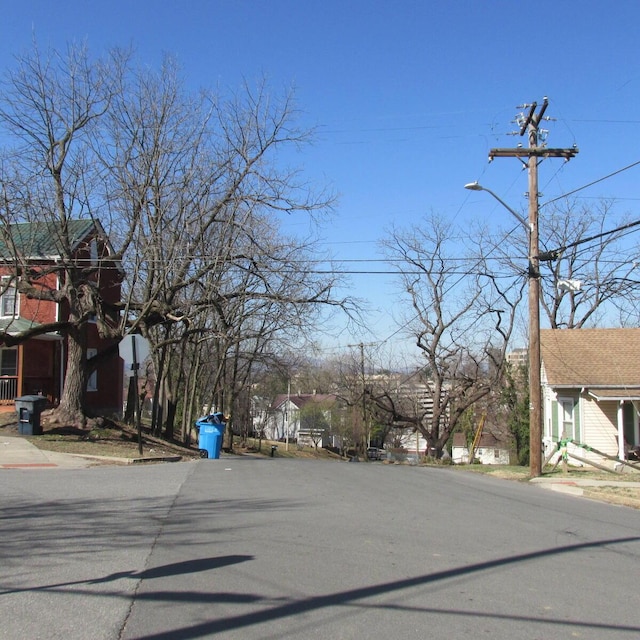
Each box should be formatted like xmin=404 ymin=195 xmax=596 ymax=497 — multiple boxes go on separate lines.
xmin=0 ymin=220 xmax=124 ymax=415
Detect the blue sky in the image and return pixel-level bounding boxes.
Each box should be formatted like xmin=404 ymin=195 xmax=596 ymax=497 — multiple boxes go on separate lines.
xmin=3 ymin=1 xmax=640 ymax=357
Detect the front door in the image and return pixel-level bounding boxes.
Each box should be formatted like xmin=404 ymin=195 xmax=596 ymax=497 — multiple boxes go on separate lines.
xmin=623 ymin=402 xmax=638 ymax=447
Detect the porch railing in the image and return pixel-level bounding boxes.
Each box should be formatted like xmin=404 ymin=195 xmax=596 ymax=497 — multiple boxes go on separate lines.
xmin=0 ymin=377 xmax=18 ymax=404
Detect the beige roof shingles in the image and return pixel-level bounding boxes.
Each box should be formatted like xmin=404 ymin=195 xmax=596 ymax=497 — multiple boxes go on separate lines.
xmin=540 ymin=328 xmax=640 ymax=387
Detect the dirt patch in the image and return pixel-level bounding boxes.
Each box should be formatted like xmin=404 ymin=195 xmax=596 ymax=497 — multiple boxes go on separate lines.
xmin=453 ymin=464 xmax=640 ymax=509
xmin=0 ymin=412 xmax=200 ymax=461
xmin=583 ymin=486 xmax=640 ymax=509
xmin=481 ymin=468 xmax=531 ymax=480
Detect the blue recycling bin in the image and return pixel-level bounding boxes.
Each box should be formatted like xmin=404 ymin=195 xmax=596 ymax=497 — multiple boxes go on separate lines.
xmin=195 ymin=415 xmax=226 ymax=459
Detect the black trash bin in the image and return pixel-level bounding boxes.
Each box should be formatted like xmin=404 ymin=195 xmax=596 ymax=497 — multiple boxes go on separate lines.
xmin=15 ymin=395 xmax=47 ymax=436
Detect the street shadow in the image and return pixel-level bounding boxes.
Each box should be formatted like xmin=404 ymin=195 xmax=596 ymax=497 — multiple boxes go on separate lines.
xmin=1 ymin=555 xmax=253 ymax=594
xmin=0 ymin=495 xmax=302 ymax=559
xmin=125 ymin=536 xmax=640 ymax=639
xmin=92 ymin=555 xmax=253 ymax=583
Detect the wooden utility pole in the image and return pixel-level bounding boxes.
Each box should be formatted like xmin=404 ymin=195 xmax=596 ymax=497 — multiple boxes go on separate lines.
xmin=359 ymin=342 xmax=368 ymax=453
xmin=489 ymin=98 xmax=578 ymax=478
xmin=346 ymin=341 xmax=376 ymax=457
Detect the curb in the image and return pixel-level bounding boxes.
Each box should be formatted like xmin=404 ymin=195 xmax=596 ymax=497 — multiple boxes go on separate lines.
xmin=530 ymin=477 xmax=640 ymax=488
xmin=60 ymin=452 xmax=184 ymax=465
xmin=131 ymin=455 xmax=183 ymax=464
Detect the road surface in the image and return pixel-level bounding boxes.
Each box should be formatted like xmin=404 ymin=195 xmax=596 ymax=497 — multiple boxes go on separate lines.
xmin=2 ymin=458 xmax=639 ymax=639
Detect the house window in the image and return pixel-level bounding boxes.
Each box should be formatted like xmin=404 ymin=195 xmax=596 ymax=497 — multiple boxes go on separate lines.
xmin=559 ymin=398 xmax=576 ymax=440
xmin=0 ymin=349 xmax=17 ymax=376
xmin=0 ymin=278 xmax=18 ymax=318
xmin=87 ymin=348 xmax=97 ymax=392
xmin=90 ymin=239 xmax=99 ymax=266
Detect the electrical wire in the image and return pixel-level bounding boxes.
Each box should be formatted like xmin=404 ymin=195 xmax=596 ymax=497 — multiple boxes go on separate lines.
xmin=541 ymin=159 xmax=640 ymax=208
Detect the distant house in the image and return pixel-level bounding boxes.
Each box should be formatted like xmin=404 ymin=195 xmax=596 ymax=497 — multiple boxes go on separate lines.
xmin=0 ymin=220 xmax=123 ymax=414
xmin=451 ymin=432 xmax=511 ymax=465
xmin=265 ymin=393 xmax=338 ymax=448
xmin=541 ymin=328 xmax=640 ymax=466
xmin=368 ymin=373 xmax=451 ymax=457
xmin=391 ymin=428 xmax=430 ymax=459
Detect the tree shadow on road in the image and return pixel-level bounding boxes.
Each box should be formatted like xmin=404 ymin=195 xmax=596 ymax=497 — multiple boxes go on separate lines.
xmin=124 ymin=536 xmax=640 ymax=640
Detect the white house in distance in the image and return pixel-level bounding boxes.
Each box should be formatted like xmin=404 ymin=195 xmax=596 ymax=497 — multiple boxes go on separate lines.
xmin=451 ymin=433 xmax=511 ymax=465
xmin=393 ymin=428 xmax=429 ymax=459
xmin=368 ymin=373 xmax=449 ymax=458
xmin=264 ymin=393 xmax=338 ymax=448
xmin=540 ymin=328 xmax=640 ymax=467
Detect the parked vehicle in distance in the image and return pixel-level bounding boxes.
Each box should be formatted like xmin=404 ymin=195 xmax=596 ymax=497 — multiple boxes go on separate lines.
xmin=367 ymin=447 xmax=384 ymax=460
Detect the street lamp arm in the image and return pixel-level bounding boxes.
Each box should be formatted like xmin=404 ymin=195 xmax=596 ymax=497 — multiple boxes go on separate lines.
xmin=464 ymin=182 xmax=530 ymax=232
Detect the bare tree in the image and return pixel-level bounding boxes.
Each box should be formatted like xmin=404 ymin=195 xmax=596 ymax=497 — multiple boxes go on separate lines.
xmin=0 ymin=43 xmax=126 ymax=423
xmin=0 ymin=42 xmax=350 ymax=427
xmin=496 ymin=198 xmax=640 ymax=329
xmin=100 ymin=59 xmax=350 ymax=438
xmin=538 ymin=200 xmax=640 ymax=328
xmin=376 ymin=214 xmax=523 ymax=457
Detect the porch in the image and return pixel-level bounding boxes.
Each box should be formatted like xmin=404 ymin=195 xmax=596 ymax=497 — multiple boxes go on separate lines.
xmin=0 ymin=376 xmax=17 ymax=407
xmin=0 ymin=375 xmax=53 ymax=413
xmin=0 ymin=338 xmax=60 ymax=412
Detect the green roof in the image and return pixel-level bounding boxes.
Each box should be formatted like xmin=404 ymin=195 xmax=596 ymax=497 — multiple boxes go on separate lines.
xmin=0 ymin=219 xmax=98 ymax=260
xmin=0 ymin=317 xmax=41 ymax=333
xmin=0 ymin=317 xmax=63 ymax=340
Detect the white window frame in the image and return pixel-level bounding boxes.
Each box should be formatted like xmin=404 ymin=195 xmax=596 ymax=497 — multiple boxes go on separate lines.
xmin=0 ymin=277 xmax=19 ymax=318
xmin=87 ymin=348 xmax=97 ymax=392
xmin=558 ymin=397 xmax=576 ymax=440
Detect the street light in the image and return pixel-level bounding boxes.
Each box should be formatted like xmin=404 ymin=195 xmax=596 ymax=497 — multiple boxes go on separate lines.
xmin=464 ymin=182 xmax=530 ymax=232
xmin=465 ymin=181 xmax=542 ymax=478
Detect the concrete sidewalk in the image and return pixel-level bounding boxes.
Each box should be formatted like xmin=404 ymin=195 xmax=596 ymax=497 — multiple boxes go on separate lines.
xmin=0 ymin=431 xmax=187 ymax=469
xmin=0 ymin=433 xmax=126 ymax=469
xmin=530 ymin=474 xmax=640 ymax=495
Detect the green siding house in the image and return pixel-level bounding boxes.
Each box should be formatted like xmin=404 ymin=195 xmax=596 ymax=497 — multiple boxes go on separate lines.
xmin=541 ymin=328 xmax=640 ymax=467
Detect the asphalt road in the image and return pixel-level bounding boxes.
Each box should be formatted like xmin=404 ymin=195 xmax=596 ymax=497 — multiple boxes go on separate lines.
xmin=2 ymin=458 xmax=640 ymax=639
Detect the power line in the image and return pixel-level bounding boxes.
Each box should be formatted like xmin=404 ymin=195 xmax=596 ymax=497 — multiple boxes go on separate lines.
xmin=539 ymin=217 xmax=640 ymax=262
xmin=541 ymin=158 xmax=640 ymax=208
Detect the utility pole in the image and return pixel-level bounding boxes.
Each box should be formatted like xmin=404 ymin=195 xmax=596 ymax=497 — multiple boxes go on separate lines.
xmin=285 ymin=379 xmax=290 ymax=451
xmin=488 ymin=98 xmax=578 ymax=478
xmin=346 ymin=342 xmax=376 ymax=457
xmin=359 ymin=342 xmax=368 ymax=452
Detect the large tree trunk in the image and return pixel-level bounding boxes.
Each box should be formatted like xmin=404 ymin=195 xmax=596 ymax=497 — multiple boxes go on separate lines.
xmin=53 ymin=327 xmax=88 ymax=427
